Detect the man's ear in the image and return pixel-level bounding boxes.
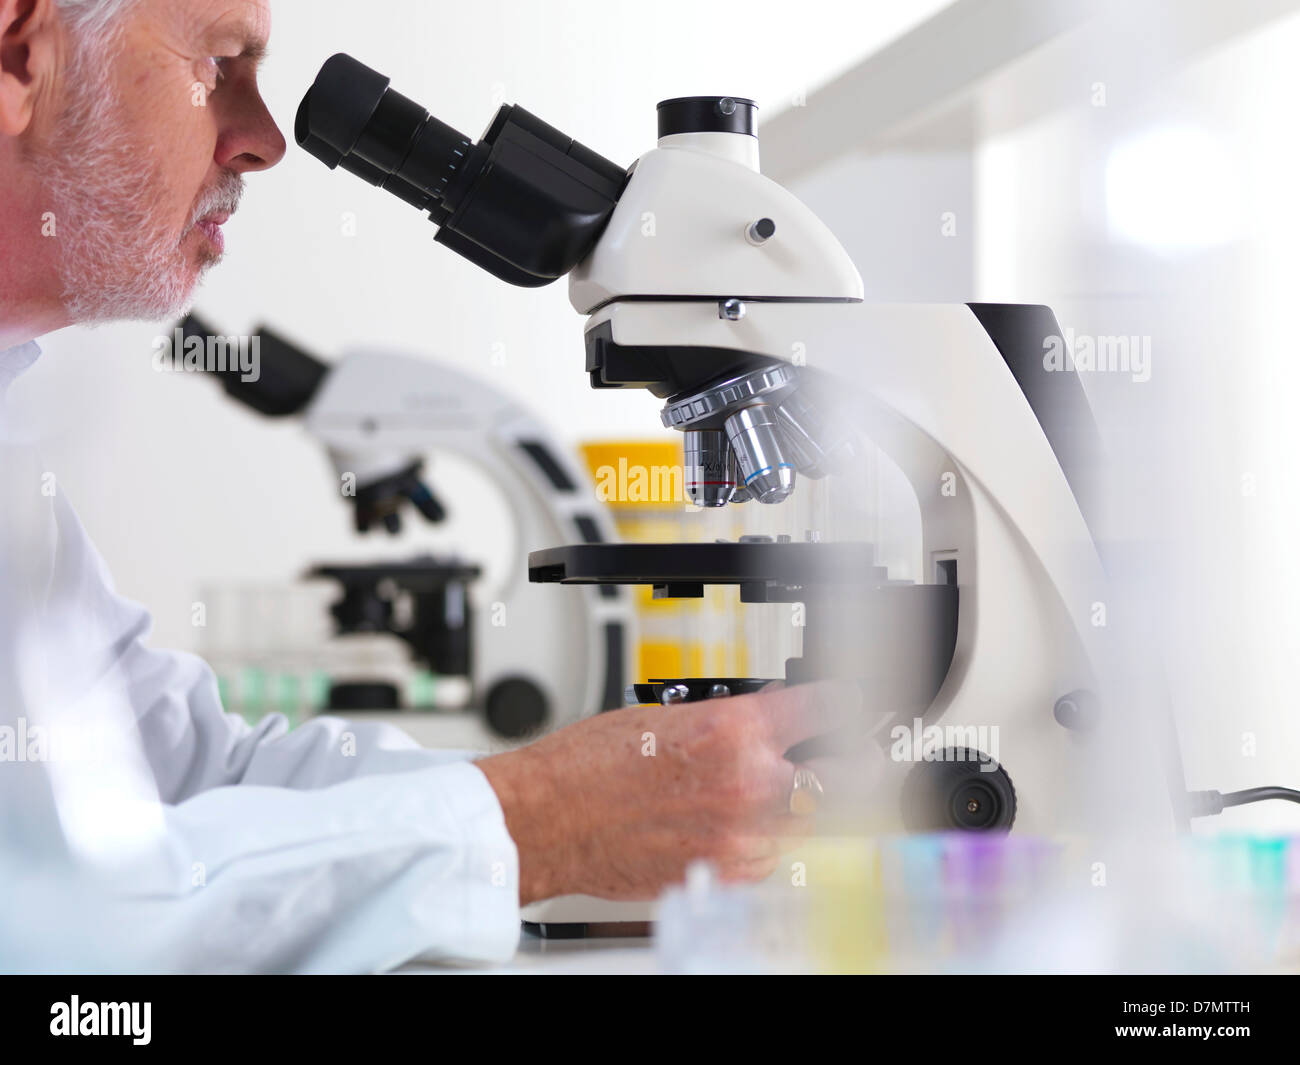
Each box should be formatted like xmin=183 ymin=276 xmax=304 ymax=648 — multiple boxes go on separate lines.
xmin=0 ymin=0 xmax=59 ymax=137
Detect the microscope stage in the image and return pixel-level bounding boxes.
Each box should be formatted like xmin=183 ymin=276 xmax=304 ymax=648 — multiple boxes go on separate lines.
xmin=527 ymin=541 xmax=889 ymax=601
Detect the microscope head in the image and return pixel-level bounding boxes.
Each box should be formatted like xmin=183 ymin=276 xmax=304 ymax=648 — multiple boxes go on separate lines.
xmin=175 ymin=314 xmax=447 ymax=536
xmin=296 ymin=57 xmax=864 ymax=508
xmin=573 ymin=94 xmax=865 ymax=507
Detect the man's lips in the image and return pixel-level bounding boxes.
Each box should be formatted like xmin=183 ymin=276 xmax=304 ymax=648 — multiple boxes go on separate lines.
xmin=195 ymin=212 xmax=231 ymax=254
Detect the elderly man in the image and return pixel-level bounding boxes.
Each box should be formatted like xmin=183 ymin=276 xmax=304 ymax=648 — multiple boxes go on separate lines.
xmin=0 ymin=0 xmax=854 ymax=971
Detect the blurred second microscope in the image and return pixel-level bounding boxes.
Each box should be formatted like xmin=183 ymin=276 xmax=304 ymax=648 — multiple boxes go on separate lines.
xmin=172 ymin=315 xmax=631 ymax=750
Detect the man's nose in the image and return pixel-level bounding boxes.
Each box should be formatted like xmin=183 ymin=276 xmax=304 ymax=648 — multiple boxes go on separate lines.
xmin=215 ymin=93 xmax=288 ymax=173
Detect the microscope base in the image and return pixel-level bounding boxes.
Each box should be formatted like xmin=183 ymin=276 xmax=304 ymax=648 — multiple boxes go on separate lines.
xmin=522 ymin=897 xmax=656 ymax=938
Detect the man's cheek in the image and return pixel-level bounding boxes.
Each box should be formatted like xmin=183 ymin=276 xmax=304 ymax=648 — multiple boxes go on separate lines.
xmin=124 ymin=94 xmax=216 ymax=234
xmin=124 ymin=62 xmax=212 ymax=141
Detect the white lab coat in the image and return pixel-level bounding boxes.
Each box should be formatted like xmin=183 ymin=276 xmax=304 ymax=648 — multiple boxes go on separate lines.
xmin=0 ymin=342 xmax=521 ymax=973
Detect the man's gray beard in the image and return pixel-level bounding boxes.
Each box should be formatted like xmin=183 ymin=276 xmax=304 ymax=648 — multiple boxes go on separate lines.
xmin=33 ymin=39 xmax=226 ymax=325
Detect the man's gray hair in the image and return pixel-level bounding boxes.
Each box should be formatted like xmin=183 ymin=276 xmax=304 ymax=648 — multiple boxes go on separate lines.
xmin=56 ymin=0 xmax=138 ymax=39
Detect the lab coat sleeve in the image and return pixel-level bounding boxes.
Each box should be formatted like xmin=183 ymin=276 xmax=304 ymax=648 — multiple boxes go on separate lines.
xmin=1 ymin=470 xmax=522 ymax=971
xmin=119 ymin=760 xmax=523 ymax=973
xmin=51 ymin=490 xmax=492 ymax=800
xmin=5 ymin=757 xmax=522 ymax=973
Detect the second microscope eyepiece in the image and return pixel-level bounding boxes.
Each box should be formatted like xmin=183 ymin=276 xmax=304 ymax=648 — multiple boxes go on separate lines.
xmin=297 ymin=53 xmax=630 ymax=288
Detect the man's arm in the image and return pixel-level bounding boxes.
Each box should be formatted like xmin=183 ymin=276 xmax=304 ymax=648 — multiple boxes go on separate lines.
xmin=0 ymin=753 xmax=521 ymax=971
xmin=0 ymin=468 xmax=520 ymax=970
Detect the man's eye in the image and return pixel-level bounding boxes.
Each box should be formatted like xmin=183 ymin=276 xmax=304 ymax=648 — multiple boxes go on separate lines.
xmin=195 ymin=57 xmax=228 ymax=89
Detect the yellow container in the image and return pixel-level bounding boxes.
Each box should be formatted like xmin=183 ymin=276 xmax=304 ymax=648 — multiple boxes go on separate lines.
xmin=580 ymin=439 xmax=750 ymax=686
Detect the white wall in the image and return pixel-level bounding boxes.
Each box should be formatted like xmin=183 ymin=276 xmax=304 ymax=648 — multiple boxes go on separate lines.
xmin=791 ymin=150 xmax=974 ymax=301
xmin=12 ymin=0 xmax=953 ymax=652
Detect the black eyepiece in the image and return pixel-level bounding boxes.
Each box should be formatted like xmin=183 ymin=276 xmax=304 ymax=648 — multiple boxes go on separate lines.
xmin=296 ymin=54 xmax=474 ymax=214
xmin=297 ymin=53 xmax=629 ymax=287
xmin=295 ymin=54 xmax=390 ymax=168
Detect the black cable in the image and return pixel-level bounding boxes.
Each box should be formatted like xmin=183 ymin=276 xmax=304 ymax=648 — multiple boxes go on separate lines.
xmin=1220 ymin=786 xmax=1300 ymax=808
xmin=1185 ymin=786 xmax=1300 ymax=818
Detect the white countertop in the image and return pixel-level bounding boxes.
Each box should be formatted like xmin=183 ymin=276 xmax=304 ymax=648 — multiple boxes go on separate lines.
xmin=398 ymin=932 xmax=661 ymax=975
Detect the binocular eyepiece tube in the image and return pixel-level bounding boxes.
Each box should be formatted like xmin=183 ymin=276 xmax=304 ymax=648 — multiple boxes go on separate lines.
xmin=296 ymin=53 xmax=628 ymax=287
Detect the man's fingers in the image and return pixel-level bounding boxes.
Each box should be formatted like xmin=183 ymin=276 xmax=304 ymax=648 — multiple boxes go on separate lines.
xmin=753 ymin=679 xmax=863 ymax=751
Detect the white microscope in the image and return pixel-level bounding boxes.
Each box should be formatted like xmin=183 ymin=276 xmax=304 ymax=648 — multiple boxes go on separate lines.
xmin=295 ymin=56 xmax=1193 ymax=933
xmin=176 ymin=315 xmax=630 ymax=749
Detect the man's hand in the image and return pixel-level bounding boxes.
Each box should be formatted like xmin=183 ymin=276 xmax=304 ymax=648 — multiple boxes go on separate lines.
xmin=476 ymin=681 xmax=861 ymax=905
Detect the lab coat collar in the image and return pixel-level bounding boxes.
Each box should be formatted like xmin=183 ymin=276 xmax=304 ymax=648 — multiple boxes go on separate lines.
xmin=0 ymin=341 xmax=41 ymax=397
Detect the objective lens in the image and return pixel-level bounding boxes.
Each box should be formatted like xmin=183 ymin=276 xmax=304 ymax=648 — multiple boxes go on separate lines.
xmin=724 ymin=404 xmax=796 ymax=504
xmin=683 ymin=430 xmax=736 ymax=507
xmin=729 ymin=447 xmax=751 ymax=504
xmin=775 ymin=390 xmax=857 ymax=479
